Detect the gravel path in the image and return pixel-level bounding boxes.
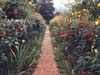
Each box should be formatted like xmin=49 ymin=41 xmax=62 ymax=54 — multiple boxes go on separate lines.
xmin=33 ymin=26 xmax=59 ymax=75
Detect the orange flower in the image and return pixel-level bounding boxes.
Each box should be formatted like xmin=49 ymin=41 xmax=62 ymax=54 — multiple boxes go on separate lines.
xmin=78 ymin=21 xmax=85 ymax=27
xmin=66 ymin=18 xmax=71 ymax=24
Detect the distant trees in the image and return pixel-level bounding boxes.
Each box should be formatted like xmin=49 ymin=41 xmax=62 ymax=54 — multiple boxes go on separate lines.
xmin=39 ymin=0 xmax=55 ymax=23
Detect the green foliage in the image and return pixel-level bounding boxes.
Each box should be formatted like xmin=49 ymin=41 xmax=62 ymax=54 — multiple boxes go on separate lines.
xmin=0 ymin=20 xmax=45 ymax=75
xmin=50 ymin=15 xmax=100 ymax=74
xmin=39 ymin=0 xmax=55 ymax=23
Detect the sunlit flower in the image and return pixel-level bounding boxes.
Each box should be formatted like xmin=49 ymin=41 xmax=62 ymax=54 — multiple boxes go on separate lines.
xmin=91 ymin=45 xmax=94 ymax=49
xmin=95 ymin=20 xmax=99 ymax=25
xmin=54 ymin=47 xmax=57 ymax=50
xmin=99 ymin=15 xmax=100 ymax=18
xmin=29 ymin=1 xmax=32 ymax=5
xmin=95 ymin=48 xmax=98 ymax=53
xmin=82 ymin=9 xmax=87 ymax=12
xmin=95 ymin=35 xmax=98 ymax=37
xmin=98 ymin=2 xmax=100 ymax=7
xmin=76 ymin=11 xmax=81 ymax=17
xmin=72 ymin=12 xmax=74 ymax=16
xmin=22 ymin=40 xmax=25 ymax=43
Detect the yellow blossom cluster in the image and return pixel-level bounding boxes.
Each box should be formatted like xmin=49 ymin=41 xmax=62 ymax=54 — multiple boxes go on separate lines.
xmin=72 ymin=9 xmax=89 ymax=18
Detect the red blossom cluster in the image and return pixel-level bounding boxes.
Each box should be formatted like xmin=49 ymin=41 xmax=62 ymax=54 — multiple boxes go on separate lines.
xmin=81 ymin=70 xmax=87 ymax=75
xmin=0 ymin=31 xmax=5 ymax=38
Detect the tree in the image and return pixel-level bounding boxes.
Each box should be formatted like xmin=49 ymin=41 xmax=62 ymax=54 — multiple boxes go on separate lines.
xmin=72 ymin=0 xmax=100 ymax=21
xmin=39 ymin=0 xmax=55 ymax=23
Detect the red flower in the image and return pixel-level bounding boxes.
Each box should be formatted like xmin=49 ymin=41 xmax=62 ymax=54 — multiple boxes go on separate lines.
xmin=0 ymin=32 xmax=5 ymax=37
xmin=81 ymin=70 xmax=87 ymax=75
xmin=67 ymin=29 xmax=73 ymax=33
xmin=60 ymin=35 xmax=65 ymax=38
xmin=60 ymin=31 xmax=65 ymax=35
xmin=84 ymin=31 xmax=94 ymax=38
xmin=60 ymin=31 xmax=66 ymax=38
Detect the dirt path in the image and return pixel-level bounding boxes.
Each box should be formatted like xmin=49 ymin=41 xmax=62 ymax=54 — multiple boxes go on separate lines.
xmin=33 ymin=26 xmax=59 ymax=75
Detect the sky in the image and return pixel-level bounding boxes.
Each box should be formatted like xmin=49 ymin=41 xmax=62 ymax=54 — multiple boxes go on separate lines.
xmin=53 ymin=0 xmax=75 ymax=12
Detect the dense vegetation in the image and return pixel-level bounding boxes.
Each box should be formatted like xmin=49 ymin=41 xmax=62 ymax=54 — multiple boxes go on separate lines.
xmin=50 ymin=0 xmax=100 ymax=75
xmin=0 ymin=0 xmax=45 ymax=75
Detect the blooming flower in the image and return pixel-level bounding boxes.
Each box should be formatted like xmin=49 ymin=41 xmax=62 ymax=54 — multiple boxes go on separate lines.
xmin=67 ymin=29 xmax=73 ymax=33
xmin=66 ymin=19 xmax=71 ymax=24
xmin=95 ymin=48 xmax=98 ymax=53
xmin=60 ymin=31 xmax=66 ymax=38
xmin=0 ymin=32 xmax=5 ymax=37
xmin=78 ymin=21 xmax=85 ymax=28
xmin=98 ymin=2 xmax=100 ymax=7
xmin=95 ymin=20 xmax=99 ymax=25
xmin=84 ymin=31 xmax=94 ymax=38
xmin=91 ymin=45 xmax=94 ymax=49
xmin=81 ymin=70 xmax=87 ymax=75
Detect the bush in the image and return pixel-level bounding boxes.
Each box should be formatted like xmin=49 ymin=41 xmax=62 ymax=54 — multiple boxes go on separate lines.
xmin=50 ymin=14 xmax=100 ymax=75
xmin=0 ymin=20 xmax=45 ymax=75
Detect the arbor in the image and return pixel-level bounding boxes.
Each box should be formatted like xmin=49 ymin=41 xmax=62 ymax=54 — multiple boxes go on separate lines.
xmin=39 ymin=0 xmax=55 ymax=23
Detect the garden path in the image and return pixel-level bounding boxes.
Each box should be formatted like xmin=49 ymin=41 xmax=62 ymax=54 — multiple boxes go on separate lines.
xmin=33 ymin=26 xmax=59 ymax=75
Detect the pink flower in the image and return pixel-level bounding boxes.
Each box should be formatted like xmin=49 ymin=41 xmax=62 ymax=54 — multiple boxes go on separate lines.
xmin=81 ymin=70 xmax=87 ymax=75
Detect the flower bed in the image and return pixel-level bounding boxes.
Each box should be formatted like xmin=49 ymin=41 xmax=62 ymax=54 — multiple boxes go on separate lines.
xmin=50 ymin=17 xmax=100 ymax=75
xmin=0 ymin=20 xmax=45 ymax=75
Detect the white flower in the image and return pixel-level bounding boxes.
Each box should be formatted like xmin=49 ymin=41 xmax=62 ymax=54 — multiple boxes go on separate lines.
xmin=22 ymin=40 xmax=25 ymax=43
xmin=15 ymin=41 xmax=19 ymax=45
xmin=5 ymin=40 xmax=9 ymax=43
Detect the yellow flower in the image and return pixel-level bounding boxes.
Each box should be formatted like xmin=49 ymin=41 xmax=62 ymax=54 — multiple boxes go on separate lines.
xmin=98 ymin=2 xmax=100 ymax=7
xmin=95 ymin=20 xmax=99 ymax=25
xmin=95 ymin=48 xmax=98 ymax=53
xmin=82 ymin=9 xmax=87 ymax=12
xmin=29 ymin=1 xmax=32 ymax=5
xmin=72 ymin=12 xmax=74 ymax=16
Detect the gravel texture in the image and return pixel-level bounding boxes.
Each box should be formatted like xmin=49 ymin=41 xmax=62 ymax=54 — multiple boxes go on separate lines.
xmin=33 ymin=26 xmax=59 ymax=75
